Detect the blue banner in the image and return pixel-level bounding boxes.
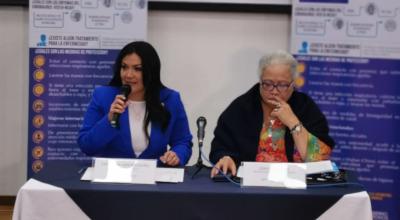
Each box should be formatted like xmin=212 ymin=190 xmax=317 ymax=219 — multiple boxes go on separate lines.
xmin=28 ymin=48 xmax=120 ymax=175
xmin=28 ymin=0 xmax=147 ymax=176
xmin=295 ymin=55 xmax=400 ymax=219
xmin=291 ymin=0 xmax=400 ymax=219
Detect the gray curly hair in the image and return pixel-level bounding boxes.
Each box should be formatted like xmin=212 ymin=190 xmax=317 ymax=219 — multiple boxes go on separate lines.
xmin=258 ymin=50 xmax=299 ymax=79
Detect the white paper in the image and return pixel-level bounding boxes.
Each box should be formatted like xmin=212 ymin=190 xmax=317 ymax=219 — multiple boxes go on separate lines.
xmin=155 ymin=168 xmax=184 ymax=183
xmin=306 ymin=160 xmax=334 ymax=174
xmin=91 ymin=158 xmax=157 ymax=184
xmin=241 ymin=162 xmax=306 ymax=189
xmin=81 ymin=166 xmax=184 ymax=183
xmin=80 ymin=168 xmax=93 ymax=181
xmin=236 ymin=166 xmax=243 ymax=178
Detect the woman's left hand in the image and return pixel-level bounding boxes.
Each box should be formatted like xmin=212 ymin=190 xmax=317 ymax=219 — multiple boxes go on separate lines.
xmin=268 ymin=96 xmax=299 ymax=128
xmin=160 ymin=150 xmax=180 ymax=166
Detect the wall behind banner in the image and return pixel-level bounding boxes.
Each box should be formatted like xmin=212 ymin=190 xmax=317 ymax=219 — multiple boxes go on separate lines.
xmin=0 ymin=6 xmax=290 ymax=195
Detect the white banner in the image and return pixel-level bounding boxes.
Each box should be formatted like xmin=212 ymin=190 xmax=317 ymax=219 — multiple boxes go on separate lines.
xmin=29 ymin=0 xmax=147 ymax=49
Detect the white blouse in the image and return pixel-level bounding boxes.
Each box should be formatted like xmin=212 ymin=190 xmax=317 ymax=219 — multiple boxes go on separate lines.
xmin=127 ymin=101 xmax=149 ymax=157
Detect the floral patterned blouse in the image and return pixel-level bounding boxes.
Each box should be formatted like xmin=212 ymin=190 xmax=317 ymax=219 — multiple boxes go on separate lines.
xmin=255 ymin=119 xmax=331 ymax=162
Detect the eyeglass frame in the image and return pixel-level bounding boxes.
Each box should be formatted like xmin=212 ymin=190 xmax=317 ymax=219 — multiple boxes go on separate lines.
xmin=260 ymin=80 xmax=294 ymax=93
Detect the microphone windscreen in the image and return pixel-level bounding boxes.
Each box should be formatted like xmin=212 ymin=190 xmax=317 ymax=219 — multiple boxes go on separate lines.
xmin=197 ymin=116 xmax=206 ymax=141
xmin=197 ymin=116 xmax=207 ymax=128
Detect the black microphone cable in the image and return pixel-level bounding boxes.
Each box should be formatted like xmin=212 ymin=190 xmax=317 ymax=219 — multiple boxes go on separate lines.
xmin=198 ymin=145 xmax=241 ymax=186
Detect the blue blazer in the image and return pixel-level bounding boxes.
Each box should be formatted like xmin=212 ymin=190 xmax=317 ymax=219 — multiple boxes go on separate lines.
xmin=78 ymin=86 xmax=193 ymax=166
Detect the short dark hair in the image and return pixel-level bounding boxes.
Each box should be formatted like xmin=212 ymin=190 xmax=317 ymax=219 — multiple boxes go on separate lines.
xmin=109 ymin=41 xmax=170 ymax=137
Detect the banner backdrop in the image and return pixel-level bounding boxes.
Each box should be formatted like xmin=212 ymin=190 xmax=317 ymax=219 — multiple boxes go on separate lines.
xmin=28 ymin=0 xmax=147 ymax=177
xmin=291 ymin=0 xmax=399 ymax=219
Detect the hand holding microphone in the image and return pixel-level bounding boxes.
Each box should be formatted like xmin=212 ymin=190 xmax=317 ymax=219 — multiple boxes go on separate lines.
xmin=109 ymin=84 xmax=131 ymax=128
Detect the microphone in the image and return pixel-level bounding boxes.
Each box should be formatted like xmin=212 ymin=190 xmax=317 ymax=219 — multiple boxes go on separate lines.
xmin=196 ymin=116 xmax=207 ymax=145
xmin=192 ymin=116 xmax=209 ymax=179
xmin=110 ymin=84 xmax=131 ymax=128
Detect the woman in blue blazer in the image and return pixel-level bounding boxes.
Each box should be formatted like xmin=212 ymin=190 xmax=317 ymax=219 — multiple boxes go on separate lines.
xmin=78 ymin=41 xmax=192 ymax=166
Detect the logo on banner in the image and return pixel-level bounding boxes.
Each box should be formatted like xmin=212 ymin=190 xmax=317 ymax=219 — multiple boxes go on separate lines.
xmin=70 ymin=10 xmax=82 ymax=22
xmin=33 ymin=84 xmax=45 ymax=97
xmin=33 ymin=69 xmax=45 ymax=82
xmin=32 ymin=146 xmax=44 ymax=159
xmin=32 ymin=99 xmax=45 ymax=113
xmin=33 ymin=55 xmax=46 ymax=68
xmin=121 ymin=11 xmax=133 ymax=24
xmin=136 ymin=0 xmax=146 ymax=9
xmin=332 ymin=18 xmax=344 ymax=30
xmin=32 ymin=130 xmax=45 ymax=144
xmin=103 ymin=0 xmax=112 ymax=7
xmin=32 ymin=115 xmax=45 ymax=128
xmin=37 ymin=34 xmax=47 ymax=47
xmin=295 ymin=62 xmax=306 ymax=88
xmin=298 ymin=41 xmax=309 ymax=54
xmin=365 ymin=3 xmax=377 ymax=16
xmin=32 ymin=160 xmax=44 ymax=173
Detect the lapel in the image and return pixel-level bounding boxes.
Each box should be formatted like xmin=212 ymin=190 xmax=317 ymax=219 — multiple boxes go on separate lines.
xmin=119 ymin=110 xmax=135 ymax=157
xmin=125 ymin=88 xmax=169 ymax=158
xmin=122 ymin=112 xmax=163 ymax=158
xmin=140 ymin=122 xmax=164 ymax=158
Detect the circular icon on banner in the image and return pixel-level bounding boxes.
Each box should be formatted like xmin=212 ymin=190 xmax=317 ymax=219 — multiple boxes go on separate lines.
xmin=365 ymin=3 xmax=377 ymax=16
xmin=32 ymin=99 xmax=45 ymax=113
xmin=33 ymin=69 xmax=45 ymax=82
xmin=70 ymin=10 xmax=82 ymax=22
xmin=136 ymin=0 xmax=146 ymax=9
xmin=32 ymin=130 xmax=45 ymax=144
xmin=32 ymin=160 xmax=44 ymax=173
xmin=103 ymin=0 xmax=112 ymax=8
xmin=33 ymin=84 xmax=45 ymax=97
xmin=295 ymin=76 xmax=305 ymax=88
xmin=121 ymin=11 xmax=133 ymax=24
xmin=33 ymin=115 xmax=45 ymax=128
xmin=384 ymin=19 xmax=397 ymax=32
xmin=32 ymin=146 xmax=44 ymax=159
xmin=297 ymin=62 xmax=306 ymax=74
xmin=33 ymin=55 xmax=46 ymax=68
xmin=332 ymin=17 xmax=344 ymax=30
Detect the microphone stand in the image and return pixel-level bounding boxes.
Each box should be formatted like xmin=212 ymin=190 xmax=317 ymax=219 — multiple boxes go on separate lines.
xmin=191 ymin=140 xmax=211 ymax=179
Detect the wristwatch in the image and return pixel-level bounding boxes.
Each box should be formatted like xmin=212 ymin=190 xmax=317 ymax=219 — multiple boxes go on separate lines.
xmin=290 ymin=123 xmax=302 ymax=134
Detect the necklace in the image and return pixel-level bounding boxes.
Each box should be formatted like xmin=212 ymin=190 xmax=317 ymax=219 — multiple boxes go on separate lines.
xmin=268 ymin=120 xmax=278 ymax=151
xmin=268 ymin=119 xmax=280 ymax=151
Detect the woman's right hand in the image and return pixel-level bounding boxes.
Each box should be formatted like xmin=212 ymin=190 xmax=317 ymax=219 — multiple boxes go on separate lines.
xmin=211 ymin=156 xmax=237 ymax=177
xmin=108 ymin=94 xmax=128 ymax=122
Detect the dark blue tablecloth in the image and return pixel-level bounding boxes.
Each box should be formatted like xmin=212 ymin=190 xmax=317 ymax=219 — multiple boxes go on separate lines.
xmin=31 ymin=161 xmax=365 ymax=220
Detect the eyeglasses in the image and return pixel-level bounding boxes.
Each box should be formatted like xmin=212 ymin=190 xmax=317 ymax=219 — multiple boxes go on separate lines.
xmin=260 ymin=80 xmax=293 ymax=92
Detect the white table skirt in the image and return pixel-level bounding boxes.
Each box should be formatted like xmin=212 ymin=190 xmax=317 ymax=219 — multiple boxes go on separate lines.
xmin=13 ymin=178 xmax=373 ymax=220
xmin=12 ymin=179 xmax=90 ymax=220
xmin=318 ymin=191 xmax=372 ymax=220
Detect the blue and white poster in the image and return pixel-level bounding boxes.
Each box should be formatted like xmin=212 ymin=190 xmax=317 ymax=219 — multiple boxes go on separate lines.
xmin=28 ymin=0 xmax=147 ymax=177
xmin=291 ymin=0 xmax=400 ymax=219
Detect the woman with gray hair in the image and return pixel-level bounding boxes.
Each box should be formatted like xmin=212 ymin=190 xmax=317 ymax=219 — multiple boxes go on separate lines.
xmin=210 ymin=50 xmax=334 ymax=177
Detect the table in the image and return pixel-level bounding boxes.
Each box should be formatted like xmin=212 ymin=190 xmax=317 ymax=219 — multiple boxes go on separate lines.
xmin=13 ymin=161 xmax=372 ymax=220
